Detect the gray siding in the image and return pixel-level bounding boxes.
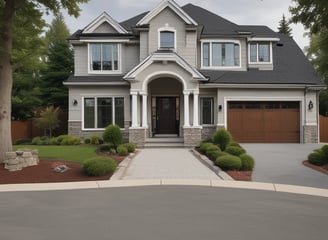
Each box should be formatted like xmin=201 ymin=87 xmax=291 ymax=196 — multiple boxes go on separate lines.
xmin=140 ymin=31 xmax=149 ymax=61
xmin=122 ymin=43 xmax=140 ymax=73
xmin=93 ymin=22 xmax=117 ymax=33
xmin=74 ymin=44 xmax=88 ymax=76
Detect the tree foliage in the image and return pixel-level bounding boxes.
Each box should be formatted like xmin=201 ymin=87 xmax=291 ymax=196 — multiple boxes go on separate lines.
xmin=34 ymin=106 xmax=60 ymax=137
xmin=0 ymin=0 xmax=89 ymax=161
xmin=278 ymin=14 xmax=292 ymax=36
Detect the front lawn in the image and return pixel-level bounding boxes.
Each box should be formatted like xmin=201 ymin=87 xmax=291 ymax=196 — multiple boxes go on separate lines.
xmin=13 ymin=145 xmax=98 ymax=164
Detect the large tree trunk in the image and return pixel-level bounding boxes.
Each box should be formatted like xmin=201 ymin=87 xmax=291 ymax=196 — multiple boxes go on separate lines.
xmin=0 ymin=0 xmax=16 ymax=162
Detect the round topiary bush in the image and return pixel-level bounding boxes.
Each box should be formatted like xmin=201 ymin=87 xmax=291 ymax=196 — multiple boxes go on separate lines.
xmin=83 ymin=157 xmax=117 ymax=176
xmin=117 ymin=145 xmax=129 ymax=156
xmin=213 ymin=128 xmax=232 ymax=151
xmin=215 ymin=151 xmax=230 ymax=159
xmin=240 ymin=154 xmax=255 ymax=171
xmin=122 ymin=143 xmax=136 ymax=153
xmin=98 ymin=143 xmax=115 ymax=152
xmin=206 ymin=150 xmax=221 ymax=161
xmin=228 ymin=141 xmax=241 ymax=148
xmin=215 ymin=155 xmax=242 ymax=170
xmin=90 ymin=135 xmax=104 ymax=145
xmin=225 ymin=146 xmax=246 ymax=156
xmin=308 ymin=152 xmax=326 ymax=166
xmin=199 ymin=142 xmax=215 ymax=154
xmin=205 ymin=145 xmax=221 ymax=156
xmin=103 ymin=125 xmax=123 ymax=148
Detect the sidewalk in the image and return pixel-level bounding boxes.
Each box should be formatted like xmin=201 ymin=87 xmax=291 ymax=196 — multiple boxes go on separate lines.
xmin=119 ymin=148 xmax=220 ymax=180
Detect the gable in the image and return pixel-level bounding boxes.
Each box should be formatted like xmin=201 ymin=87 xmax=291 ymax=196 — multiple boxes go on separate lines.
xmin=83 ymin=12 xmax=128 ymax=34
xmin=137 ymin=0 xmax=197 ymax=26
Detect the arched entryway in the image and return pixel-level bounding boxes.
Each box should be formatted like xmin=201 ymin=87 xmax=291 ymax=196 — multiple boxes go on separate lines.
xmin=148 ymin=77 xmax=183 ymax=136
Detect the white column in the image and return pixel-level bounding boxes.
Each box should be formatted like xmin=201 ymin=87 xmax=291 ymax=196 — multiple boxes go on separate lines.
xmin=193 ymin=90 xmax=199 ymax=127
xmin=184 ymin=91 xmax=190 ymax=127
xmin=141 ymin=92 xmax=148 ymax=128
xmin=131 ymin=92 xmax=139 ymax=128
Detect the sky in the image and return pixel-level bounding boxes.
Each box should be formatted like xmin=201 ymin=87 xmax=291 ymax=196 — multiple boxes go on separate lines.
xmin=55 ymin=0 xmax=309 ymax=50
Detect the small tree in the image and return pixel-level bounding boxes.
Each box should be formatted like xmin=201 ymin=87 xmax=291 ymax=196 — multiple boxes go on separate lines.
xmin=213 ymin=128 xmax=232 ymax=151
xmin=34 ymin=106 xmax=60 ymax=137
xmin=278 ymin=14 xmax=292 ymax=36
xmin=103 ymin=125 xmax=123 ymax=148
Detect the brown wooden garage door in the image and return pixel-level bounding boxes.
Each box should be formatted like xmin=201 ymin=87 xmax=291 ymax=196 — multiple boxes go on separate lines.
xmin=228 ymin=101 xmax=300 ymax=143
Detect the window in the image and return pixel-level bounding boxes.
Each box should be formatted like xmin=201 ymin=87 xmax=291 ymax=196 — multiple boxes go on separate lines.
xmin=160 ymin=31 xmax=175 ymax=49
xmin=89 ymin=43 xmax=120 ymax=72
xmin=249 ymin=42 xmax=271 ymax=63
xmin=202 ymin=42 xmax=240 ymax=68
xmin=84 ymin=97 xmax=124 ymax=129
xmin=200 ymin=97 xmax=214 ymax=125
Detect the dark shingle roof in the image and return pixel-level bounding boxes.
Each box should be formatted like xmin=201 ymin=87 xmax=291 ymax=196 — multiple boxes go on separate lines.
xmin=201 ymin=34 xmax=323 ymax=85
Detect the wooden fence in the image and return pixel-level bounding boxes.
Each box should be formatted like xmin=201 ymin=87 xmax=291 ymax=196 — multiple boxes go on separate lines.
xmin=320 ymin=115 xmax=328 ymax=143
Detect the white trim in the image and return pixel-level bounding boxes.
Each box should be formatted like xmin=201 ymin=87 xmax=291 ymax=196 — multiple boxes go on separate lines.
xmin=80 ymin=39 xmax=130 ymax=43
xmin=248 ymin=37 xmax=280 ymax=42
xmin=200 ymin=40 xmax=242 ymax=70
xmin=158 ymin=26 xmax=177 ymax=51
xmin=83 ymin=12 xmax=128 ymax=34
xmin=199 ymin=83 xmax=308 ymax=89
xmin=142 ymin=71 xmax=188 ymax=92
xmin=87 ymin=43 xmax=122 ymax=75
xmin=63 ymin=82 xmax=129 ymax=86
xmin=137 ymin=0 xmax=197 ymax=26
xmin=248 ymin=42 xmax=273 ymax=64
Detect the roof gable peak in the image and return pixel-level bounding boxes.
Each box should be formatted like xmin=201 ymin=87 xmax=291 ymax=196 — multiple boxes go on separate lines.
xmin=137 ymin=0 xmax=197 ymax=26
xmin=83 ymin=11 xmax=128 ymax=34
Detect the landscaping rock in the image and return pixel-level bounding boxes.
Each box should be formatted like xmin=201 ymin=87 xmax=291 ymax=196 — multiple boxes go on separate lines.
xmin=4 ymin=150 xmax=39 ymax=171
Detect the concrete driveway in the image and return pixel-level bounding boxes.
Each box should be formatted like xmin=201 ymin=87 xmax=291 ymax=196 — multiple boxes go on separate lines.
xmin=242 ymin=144 xmax=328 ymax=189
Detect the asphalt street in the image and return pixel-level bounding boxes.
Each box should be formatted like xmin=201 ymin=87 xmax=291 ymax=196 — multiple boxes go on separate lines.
xmin=0 ymin=186 xmax=327 ymax=240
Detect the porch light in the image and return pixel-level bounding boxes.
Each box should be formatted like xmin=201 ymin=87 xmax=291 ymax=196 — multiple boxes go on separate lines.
xmin=308 ymin=100 xmax=313 ymax=110
xmin=218 ymin=105 xmax=222 ymax=111
xmin=73 ymin=99 xmax=78 ymax=106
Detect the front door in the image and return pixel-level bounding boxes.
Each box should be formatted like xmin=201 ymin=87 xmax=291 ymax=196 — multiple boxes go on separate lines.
xmin=156 ymin=97 xmax=177 ymax=134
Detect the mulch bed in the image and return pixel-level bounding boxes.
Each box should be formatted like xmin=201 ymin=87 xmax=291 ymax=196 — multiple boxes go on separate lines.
xmin=225 ymin=170 xmax=252 ymax=181
xmin=303 ymin=161 xmax=328 ymax=175
xmin=0 ymin=155 xmax=125 ymax=184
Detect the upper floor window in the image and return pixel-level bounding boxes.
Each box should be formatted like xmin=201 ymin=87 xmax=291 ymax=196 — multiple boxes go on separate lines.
xmin=249 ymin=42 xmax=271 ymax=63
xmin=160 ymin=31 xmax=175 ymax=48
xmin=202 ymin=41 xmax=240 ymax=68
xmin=89 ymin=43 xmax=120 ymax=73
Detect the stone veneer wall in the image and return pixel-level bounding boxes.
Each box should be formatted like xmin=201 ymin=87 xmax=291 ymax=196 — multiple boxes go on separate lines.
xmin=303 ymin=125 xmax=319 ymax=143
xmin=68 ymin=121 xmax=129 ymax=142
xmin=129 ymin=128 xmax=146 ymax=148
xmin=184 ymin=127 xmax=202 ymax=147
xmin=201 ymin=126 xmax=217 ymax=140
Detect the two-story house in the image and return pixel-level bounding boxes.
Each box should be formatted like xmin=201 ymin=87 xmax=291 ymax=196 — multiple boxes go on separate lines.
xmin=64 ymin=0 xmax=324 ymax=147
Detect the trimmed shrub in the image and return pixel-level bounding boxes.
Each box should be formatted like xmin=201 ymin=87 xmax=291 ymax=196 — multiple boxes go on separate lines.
xmin=32 ymin=136 xmax=49 ymax=145
xmin=117 ymin=145 xmax=129 ymax=156
xmin=49 ymin=137 xmax=59 ymax=145
xmin=321 ymin=145 xmax=328 ymax=161
xmin=308 ymin=152 xmax=326 ymax=166
xmin=207 ymin=150 xmax=222 ymax=161
xmin=103 ymin=125 xmax=123 ymax=148
xmin=225 ymin=146 xmax=246 ymax=156
xmin=228 ymin=141 xmax=241 ymax=148
xmin=89 ymin=135 xmax=104 ymax=145
xmin=14 ymin=138 xmax=32 ymax=145
xmin=215 ymin=155 xmax=242 ymax=170
xmin=60 ymin=135 xmax=80 ymax=145
xmin=205 ymin=145 xmax=220 ymax=156
xmin=121 ymin=143 xmax=136 ymax=153
xmin=213 ymin=128 xmax=232 ymax=151
xmin=215 ymin=152 xmax=230 ymax=159
xmin=99 ymin=143 xmax=115 ymax=152
xmin=83 ymin=157 xmax=117 ymax=176
xmin=240 ymin=154 xmax=255 ymax=171
xmin=84 ymin=138 xmax=91 ymax=144
xmin=199 ymin=142 xmax=215 ymax=154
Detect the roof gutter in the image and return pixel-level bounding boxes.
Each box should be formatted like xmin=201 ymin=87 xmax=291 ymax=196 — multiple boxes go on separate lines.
xmin=199 ymin=83 xmax=323 ymax=89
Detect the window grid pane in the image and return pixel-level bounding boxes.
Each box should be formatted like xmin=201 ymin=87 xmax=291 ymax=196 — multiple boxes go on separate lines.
xmin=203 ymin=43 xmax=210 ymax=66
xmin=205 ymin=42 xmax=240 ymax=67
xmin=160 ymin=31 xmax=174 ymax=48
xmin=97 ymin=98 xmax=112 ymax=128
xmin=90 ymin=43 xmax=119 ymax=71
xmin=115 ymin=97 xmax=124 ymax=128
xmin=258 ymin=43 xmax=270 ymax=62
xmin=84 ymin=98 xmax=95 ymax=128
xmin=201 ymin=97 xmax=214 ymax=125
xmin=250 ymin=43 xmax=257 ymax=62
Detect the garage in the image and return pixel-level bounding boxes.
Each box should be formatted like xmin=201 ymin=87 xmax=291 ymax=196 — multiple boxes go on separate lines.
xmin=227 ymin=101 xmax=300 ymax=143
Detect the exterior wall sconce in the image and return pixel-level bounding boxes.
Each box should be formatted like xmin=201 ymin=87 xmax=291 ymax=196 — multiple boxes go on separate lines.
xmin=308 ymin=100 xmax=313 ymax=110
xmin=218 ymin=105 xmax=222 ymax=111
xmin=73 ymin=99 xmax=78 ymax=106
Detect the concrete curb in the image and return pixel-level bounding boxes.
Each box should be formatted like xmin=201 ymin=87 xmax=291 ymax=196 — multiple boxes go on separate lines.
xmin=191 ymin=149 xmax=234 ymax=181
xmin=0 ymin=179 xmax=327 ymax=198
xmin=110 ymin=152 xmax=137 ymax=180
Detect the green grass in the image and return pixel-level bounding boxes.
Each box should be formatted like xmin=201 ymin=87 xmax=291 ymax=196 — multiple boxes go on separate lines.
xmin=13 ymin=145 xmax=98 ymax=164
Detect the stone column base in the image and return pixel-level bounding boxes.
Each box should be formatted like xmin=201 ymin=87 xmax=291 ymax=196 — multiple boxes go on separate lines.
xmin=129 ymin=128 xmax=147 ymax=148
xmin=303 ymin=125 xmax=318 ymax=143
xmin=184 ymin=127 xmax=202 ymax=147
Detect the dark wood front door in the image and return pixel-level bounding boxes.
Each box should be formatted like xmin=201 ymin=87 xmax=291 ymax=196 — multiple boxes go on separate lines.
xmin=156 ymin=97 xmax=177 ymax=134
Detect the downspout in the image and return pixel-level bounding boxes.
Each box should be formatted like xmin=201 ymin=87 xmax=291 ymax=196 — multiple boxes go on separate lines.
xmin=303 ymin=87 xmax=307 ymax=144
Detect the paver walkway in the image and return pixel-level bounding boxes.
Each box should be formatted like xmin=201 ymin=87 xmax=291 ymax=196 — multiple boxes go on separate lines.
xmin=121 ymin=148 xmax=220 ymax=180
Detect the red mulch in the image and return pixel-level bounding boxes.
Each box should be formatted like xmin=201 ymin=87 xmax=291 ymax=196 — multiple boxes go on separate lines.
xmin=303 ymin=161 xmax=328 ymax=175
xmin=225 ymin=170 xmax=252 ymax=181
xmin=0 ymin=156 xmax=125 ymax=184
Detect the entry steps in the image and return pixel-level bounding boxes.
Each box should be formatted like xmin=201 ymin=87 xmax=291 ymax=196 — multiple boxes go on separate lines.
xmin=144 ymin=137 xmax=185 ymax=148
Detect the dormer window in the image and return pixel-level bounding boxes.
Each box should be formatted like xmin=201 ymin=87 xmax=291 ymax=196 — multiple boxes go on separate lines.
xmin=249 ymin=42 xmax=272 ymax=63
xmin=158 ymin=27 xmax=176 ymax=50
